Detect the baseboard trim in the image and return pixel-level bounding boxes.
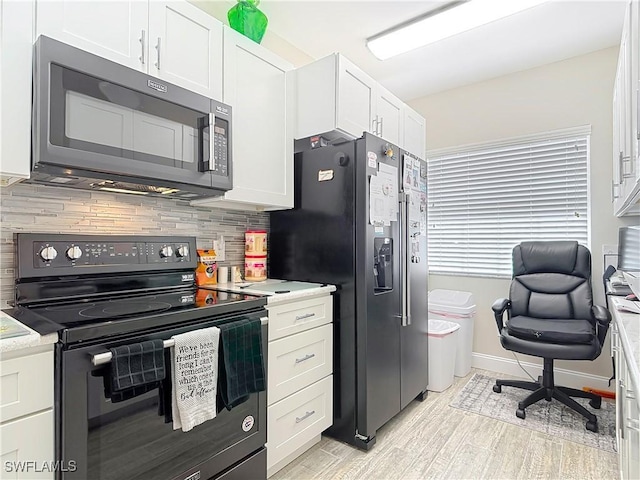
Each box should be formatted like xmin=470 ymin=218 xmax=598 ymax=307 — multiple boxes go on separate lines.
xmin=472 ymin=353 xmax=614 ymax=392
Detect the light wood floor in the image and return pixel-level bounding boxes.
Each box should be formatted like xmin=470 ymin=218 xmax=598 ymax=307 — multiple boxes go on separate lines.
xmin=272 ymin=369 xmax=619 ymax=480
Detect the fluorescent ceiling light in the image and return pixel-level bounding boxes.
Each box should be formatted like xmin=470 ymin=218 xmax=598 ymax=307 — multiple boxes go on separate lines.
xmin=367 ymin=0 xmax=548 ymax=60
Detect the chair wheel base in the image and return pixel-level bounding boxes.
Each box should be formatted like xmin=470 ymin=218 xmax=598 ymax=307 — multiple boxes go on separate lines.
xmin=516 ymin=409 xmax=526 ymax=420
xmin=586 ymin=420 xmax=598 ymax=432
xmin=589 ymin=397 xmax=602 ymax=409
xmin=493 ymin=384 xmax=502 ymax=393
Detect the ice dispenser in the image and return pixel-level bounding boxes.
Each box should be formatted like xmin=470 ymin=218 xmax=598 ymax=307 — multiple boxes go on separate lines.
xmin=373 ymin=237 xmax=393 ymax=292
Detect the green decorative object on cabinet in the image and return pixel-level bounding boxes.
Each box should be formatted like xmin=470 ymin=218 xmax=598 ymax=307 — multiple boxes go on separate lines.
xmin=228 ymin=0 xmax=268 ymax=44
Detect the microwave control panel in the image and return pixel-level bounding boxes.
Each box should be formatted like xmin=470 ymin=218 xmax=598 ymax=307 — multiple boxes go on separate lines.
xmin=212 ymin=117 xmax=229 ymax=176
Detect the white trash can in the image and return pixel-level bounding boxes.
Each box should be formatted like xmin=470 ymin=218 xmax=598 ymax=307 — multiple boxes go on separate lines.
xmin=428 ymin=289 xmax=476 ymax=377
xmin=427 ymin=319 xmax=460 ymax=392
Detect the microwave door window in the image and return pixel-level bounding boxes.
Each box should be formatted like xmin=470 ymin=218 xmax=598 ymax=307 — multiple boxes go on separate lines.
xmin=51 ymin=65 xmax=203 ymax=171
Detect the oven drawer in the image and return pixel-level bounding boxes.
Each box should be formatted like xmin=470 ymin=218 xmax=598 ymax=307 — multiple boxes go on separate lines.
xmin=267 ymin=324 xmax=332 ymax=405
xmin=267 ymin=375 xmax=333 ymax=470
xmin=267 ymin=295 xmax=332 ymax=341
xmin=0 ymin=349 xmax=53 ymax=423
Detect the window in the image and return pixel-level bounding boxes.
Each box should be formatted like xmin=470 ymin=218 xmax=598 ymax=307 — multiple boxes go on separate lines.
xmin=427 ymin=126 xmax=590 ymax=278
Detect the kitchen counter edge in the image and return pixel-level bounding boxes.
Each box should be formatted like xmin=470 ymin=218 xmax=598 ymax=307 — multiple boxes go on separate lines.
xmin=0 ymin=310 xmax=58 ymax=354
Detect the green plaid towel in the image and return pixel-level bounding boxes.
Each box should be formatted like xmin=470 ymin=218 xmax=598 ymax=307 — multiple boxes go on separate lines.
xmin=219 ymin=318 xmax=265 ymax=409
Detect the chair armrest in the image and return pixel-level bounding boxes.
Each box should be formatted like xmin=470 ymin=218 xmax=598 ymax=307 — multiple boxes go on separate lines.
xmin=492 ymin=298 xmax=511 ymax=333
xmin=592 ymin=305 xmax=612 ymax=346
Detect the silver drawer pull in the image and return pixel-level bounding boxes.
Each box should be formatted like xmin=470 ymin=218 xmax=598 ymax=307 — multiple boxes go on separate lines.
xmin=295 ymin=353 xmax=315 ymax=364
xmin=295 ymin=410 xmax=315 ymax=423
xmin=295 ymin=313 xmax=316 ymax=322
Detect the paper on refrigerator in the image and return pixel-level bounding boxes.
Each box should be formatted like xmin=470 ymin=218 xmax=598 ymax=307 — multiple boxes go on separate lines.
xmin=369 ymin=164 xmax=398 ymax=226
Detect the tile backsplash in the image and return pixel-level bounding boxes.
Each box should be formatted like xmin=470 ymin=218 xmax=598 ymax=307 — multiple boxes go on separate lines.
xmin=0 ymin=183 xmax=268 ymax=308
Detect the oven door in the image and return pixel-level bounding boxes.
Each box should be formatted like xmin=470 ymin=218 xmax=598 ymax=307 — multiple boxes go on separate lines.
xmin=33 ymin=35 xmax=231 ymax=193
xmin=57 ymin=311 xmax=266 ymax=480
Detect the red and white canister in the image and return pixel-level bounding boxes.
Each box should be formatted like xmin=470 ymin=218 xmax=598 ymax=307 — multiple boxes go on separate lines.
xmin=245 ymin=230 xmax=267 ymax=255
xmin=245 ymin=255 xmax=267 ymax=282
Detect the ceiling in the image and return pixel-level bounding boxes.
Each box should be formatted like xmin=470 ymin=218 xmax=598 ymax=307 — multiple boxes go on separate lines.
xmin=250 ymin=0 xmax=628 ymax=101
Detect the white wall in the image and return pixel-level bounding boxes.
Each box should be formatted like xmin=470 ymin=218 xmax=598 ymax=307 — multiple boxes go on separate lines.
xmin=410 ymin=46 xmax=633 ymax=380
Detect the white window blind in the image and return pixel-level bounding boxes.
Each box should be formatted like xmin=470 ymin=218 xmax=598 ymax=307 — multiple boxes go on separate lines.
xmin=427 ymin=128 xmax=590 ymax=278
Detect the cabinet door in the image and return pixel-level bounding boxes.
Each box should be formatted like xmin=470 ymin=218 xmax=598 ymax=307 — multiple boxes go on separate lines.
xmin=1 ymin=410 xmax=54 ymax=480
xmin=375 ymin=85 xmax=403 ymax=145
xmin=403 ymin=105 xmax=426 ymax=159
xmin=221 ymin=27 xmax=293 ymax=209
xmin=631 ymin=0 xmax=640 ymax=184
xmin=336 ymin=55 xmax=376 ymax=138
xmin=148 ymin=1 xmax=222 ymax=100
xmin=0 ymin=0 xmax=33 ymax=185
xmin=36 ymin=0 xmax=148 ymax=71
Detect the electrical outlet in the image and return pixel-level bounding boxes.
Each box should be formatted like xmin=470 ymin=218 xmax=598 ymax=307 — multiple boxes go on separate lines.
xmin=602 ymin=244 xmax=618 ymax=255
xmin=213 ymin=236 xmax=226 ymax=262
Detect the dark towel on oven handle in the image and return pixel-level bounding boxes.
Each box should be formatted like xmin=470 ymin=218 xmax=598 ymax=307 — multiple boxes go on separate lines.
xmin=108 ymin=339 xmax=165 ymax=397
xmin=218 ymin=318 xmax=265 ymax=410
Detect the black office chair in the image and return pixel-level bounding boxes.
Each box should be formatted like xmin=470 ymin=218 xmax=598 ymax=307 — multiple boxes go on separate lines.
xmin=492 ymin=241 xmax=611 ymax=432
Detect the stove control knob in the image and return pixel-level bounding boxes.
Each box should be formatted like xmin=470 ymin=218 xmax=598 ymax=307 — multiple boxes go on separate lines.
xmin=39 ymin=246 xmax=58 ymax=262
xmin=176 ymin=245 xmax=189 ymax=258
xmin=66 ymin=245 xmax=83 ymax=260
xmin=160 ymin=245 xmax=174 ymax=258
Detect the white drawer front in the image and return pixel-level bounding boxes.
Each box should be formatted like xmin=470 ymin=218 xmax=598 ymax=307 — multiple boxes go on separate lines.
xmin=1 ymin=351 xmax=54 ymax=423
xmin=0 ymin=410 xmax=54 ymax=479
xmin=268 ymin=324 xmax=332 ymax=405
xmin=268 ymin=295 xmax=332 ymax=341
xmin=267 ymin=375 xmax=333 ymax=469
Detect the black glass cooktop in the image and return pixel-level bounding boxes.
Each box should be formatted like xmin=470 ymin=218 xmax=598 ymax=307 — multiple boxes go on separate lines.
xmin=7 ymin=288 xmax=267 ymax=344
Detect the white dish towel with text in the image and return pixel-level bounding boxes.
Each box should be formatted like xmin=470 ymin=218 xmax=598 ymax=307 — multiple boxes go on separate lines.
xmin=171 ymin=326 xmax=220 ymax=432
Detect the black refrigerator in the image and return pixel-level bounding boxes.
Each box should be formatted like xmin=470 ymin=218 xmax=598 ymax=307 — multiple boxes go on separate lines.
xmin=270 ymin=132 xmax=428 ymax=450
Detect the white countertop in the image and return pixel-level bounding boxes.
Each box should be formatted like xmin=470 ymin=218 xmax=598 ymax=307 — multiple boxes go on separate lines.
xmin=611 ymin=297 xmax=640 ymax=407
xmin=202 ymin=279 xmax=336 ymax=305
xmin=0 ymin=311 xmax=58 ymax=354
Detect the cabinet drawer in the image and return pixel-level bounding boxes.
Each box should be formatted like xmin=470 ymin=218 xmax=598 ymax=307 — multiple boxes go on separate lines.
xmin=0 ymin=409 xmax=54 ymax=479
xmin=268 ymin=324 xmax=332 ymax=405
xmin=1 ymin=351 xmax=54 ymax=423
xmin=268 ymin=295 xmax=332 ymax=341
xmin=267 ymin=376 xmax=333 ymax=470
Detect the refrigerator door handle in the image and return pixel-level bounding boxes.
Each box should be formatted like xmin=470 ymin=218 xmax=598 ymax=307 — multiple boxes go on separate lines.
xmin=400 ymin=192 xmax=411 ymax=326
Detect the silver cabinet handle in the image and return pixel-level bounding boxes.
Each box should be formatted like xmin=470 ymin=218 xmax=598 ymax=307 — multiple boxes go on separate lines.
xmin=295 ymin=313 xmax=315 ymax=322
xmin=139 ymin=30 xmax=146 ymax=65
xmin=372 ymin=116 xmax=379 ymax=136
xmin=379 ymin=116 xmax=384 ymax=137
xmin=155 ymin=37 xmax=161 ymax=69
xmin=295 ymin=410 xmax=315 ymax=423
xmin=295 ymin=353 xmax=316 ymax=364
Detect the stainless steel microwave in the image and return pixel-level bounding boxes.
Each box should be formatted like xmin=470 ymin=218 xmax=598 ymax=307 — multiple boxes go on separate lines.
xmin=31 ymin=35 xmax=232 ymax=200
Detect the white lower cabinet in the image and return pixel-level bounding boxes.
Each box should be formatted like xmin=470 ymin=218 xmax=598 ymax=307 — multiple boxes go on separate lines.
xmin=0 ymin=345 xmax=54 ymax=480
xmin=267 ymin=376 xmax=333 ymax=475
xmin=266 ymin=293 xmax=333 ymax=477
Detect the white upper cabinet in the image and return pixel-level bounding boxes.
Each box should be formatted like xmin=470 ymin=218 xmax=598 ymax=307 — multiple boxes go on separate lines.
xmin=335 ymin=55 xmax=377 ymax=139
xmin=0 ymin=0 xmax=33 ymax=185
xmin=191 ymin=26 xmax=293 ymax=211
xmin=402 ymin=104 xmax=426 ymax=159
xmin=374 ymin=85 xmax=403 ymax=146
xmin=36 ymin=0 xmax=223 ymax=100
xmin=294 ymin=53 xmax=426 ymax=154
xmin=148 ymin=1 xmax=222 ymax=99
xmin=613 ymin=0 xmax=640 ymax=216
xmin=36 ymin=0 xmax=148 ymax=71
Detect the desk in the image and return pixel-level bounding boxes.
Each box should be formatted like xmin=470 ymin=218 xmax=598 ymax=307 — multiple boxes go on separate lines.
xmin=610 ymin=296 xmax=639 ymax=480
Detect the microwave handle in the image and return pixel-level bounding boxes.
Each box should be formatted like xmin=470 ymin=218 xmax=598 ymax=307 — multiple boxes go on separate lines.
xmin=199 ymin=113 xmax=215 ymax=172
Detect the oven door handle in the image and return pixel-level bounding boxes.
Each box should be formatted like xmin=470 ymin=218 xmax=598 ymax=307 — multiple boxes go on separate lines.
xmin=91 ymin=317 xmax=268 ymax=366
